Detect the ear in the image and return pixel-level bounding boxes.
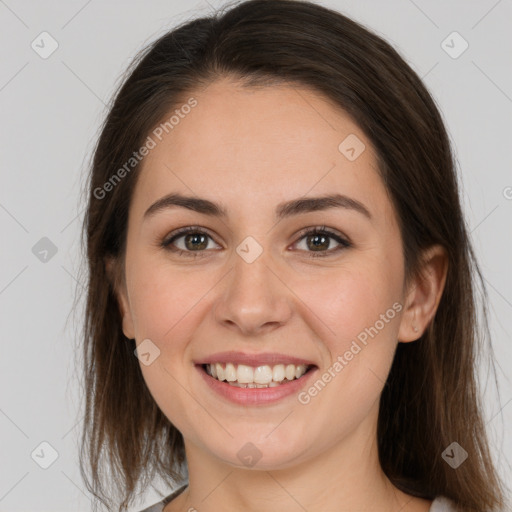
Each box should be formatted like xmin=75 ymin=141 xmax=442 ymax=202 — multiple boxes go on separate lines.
xmin=398 ymin=244 xmax=448 ymax=343
xmin=105 ymin=256 xmax=135 ymax=340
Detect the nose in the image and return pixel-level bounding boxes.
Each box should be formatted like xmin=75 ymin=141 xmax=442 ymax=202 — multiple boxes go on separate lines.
xmin=213 ymin=247 xmax=293 ymax=337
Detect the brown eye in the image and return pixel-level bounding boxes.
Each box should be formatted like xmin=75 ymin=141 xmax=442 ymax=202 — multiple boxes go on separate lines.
xmin=181 ymin=232 xmax=209 ymax=251
xmin=162 ymin=226 xmax=220 ymax=257
xmin=293 ymin=227 xmax=351 ymax=258
xmin=161 ymin=225 xmax=351 ymax=259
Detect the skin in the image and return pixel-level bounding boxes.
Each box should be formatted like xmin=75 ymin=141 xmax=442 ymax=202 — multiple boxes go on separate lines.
xmin=109 ymin=77 xmax=448 ymax=511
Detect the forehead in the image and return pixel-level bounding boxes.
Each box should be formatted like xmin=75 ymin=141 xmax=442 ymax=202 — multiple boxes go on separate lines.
xmin=131 ymin=78 xmax=393 ymax=226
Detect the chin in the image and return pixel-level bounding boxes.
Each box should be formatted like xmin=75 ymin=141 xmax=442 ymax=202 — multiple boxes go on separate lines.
xmin=204 ymin=429 xmax=313 ymax=471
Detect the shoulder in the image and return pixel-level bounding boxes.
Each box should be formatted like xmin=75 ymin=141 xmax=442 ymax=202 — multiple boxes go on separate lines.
xmin=429 ymin=496 xmax=458 ymax=511
xmin=137 ymin=485 xmax=188 ymax=512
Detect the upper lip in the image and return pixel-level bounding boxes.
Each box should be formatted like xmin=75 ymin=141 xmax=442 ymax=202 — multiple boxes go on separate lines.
xmin=194 ymin=351 xmax=317 ymax=367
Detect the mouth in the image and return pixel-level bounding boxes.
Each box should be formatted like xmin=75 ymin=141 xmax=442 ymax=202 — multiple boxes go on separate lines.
xmin=195 ymin=351 xmax=318 ymax=405
xmin=201 ymin=362 xmax=315 ymax=388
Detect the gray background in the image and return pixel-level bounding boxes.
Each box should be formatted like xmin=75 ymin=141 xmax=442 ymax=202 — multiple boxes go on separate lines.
xmin=0 ymin=0 xmax=511 ymax=510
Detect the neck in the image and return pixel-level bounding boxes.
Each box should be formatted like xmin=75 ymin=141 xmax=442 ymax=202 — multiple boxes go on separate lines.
xmin=173 ymin=405 xmax=431 ymax=512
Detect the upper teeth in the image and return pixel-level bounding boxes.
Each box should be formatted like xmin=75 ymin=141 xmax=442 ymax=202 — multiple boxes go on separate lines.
xmin=206 ymin=363 xmax=308 ymax=384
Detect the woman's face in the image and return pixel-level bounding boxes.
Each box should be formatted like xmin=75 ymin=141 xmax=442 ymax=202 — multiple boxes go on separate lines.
xmin=115 ymin=78 xmax=418 ymax=470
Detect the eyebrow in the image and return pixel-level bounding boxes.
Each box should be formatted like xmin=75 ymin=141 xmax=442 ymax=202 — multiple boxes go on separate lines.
xmin=143 ymin=192 xmax=372 ymax=221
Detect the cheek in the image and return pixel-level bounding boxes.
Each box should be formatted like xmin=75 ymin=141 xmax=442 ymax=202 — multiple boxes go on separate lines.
xmin=127 ymin=263 xmax=214 ymax=433
xmin=127 ymin=255 xmax=207 ymax=342
xmin=293 ymin=262 xmax=401 ymax=349
xmin=291 ymin=262 xmax=401 ymax=417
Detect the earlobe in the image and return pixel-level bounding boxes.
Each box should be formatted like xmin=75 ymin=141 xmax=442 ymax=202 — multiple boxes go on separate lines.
xmin=398 ymin=244 xmax=448 ymax=343
xmin=105 ymin=257 xmax=135 ymax=340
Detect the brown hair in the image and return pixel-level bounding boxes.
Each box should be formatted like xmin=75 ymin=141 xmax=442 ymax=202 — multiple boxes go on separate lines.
xmin=78 ymin=1 xmax=507 ymax=510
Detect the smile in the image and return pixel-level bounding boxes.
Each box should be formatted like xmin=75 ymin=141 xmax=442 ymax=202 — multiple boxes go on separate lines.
xmin=195 ymin=351 xmax=318 ymax=405
xmin=204 ymin=363 xmax=311 ymax=388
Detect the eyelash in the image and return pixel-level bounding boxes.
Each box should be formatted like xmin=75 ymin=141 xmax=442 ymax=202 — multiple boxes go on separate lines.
xmin=160 ymin=225 xmax=351 ymax=259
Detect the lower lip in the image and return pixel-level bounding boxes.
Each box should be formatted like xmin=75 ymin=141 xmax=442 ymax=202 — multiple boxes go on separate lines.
xmin=196 ymin=365 xmax=317 ymax=405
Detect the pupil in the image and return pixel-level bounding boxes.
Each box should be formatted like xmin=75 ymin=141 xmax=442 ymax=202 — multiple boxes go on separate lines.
xmin=185 ymin=233 xmax=207 ymax=250
xmin=309 ymin=234 xmax=328 ymax=251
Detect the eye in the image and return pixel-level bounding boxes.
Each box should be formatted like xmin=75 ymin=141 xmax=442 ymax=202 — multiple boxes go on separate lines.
xmin=161 ymin=225 xmax=351 ymax=258
xmin=292 ymin=226 xmax=351 ymax=258
xmin=161 ymin=226 xmax=221 ymax=258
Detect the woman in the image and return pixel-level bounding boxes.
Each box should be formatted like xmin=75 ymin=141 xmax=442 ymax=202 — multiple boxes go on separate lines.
xmin=78 ymin=1 xmax=507 ymax=511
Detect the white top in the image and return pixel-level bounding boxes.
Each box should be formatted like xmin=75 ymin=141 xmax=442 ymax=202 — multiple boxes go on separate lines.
xmin=430 ymin=496 xmax=457 ymax=511
xmin=138 ymin=487 xmax=457 ymax=512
